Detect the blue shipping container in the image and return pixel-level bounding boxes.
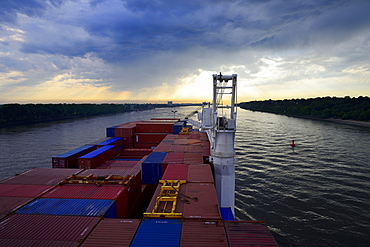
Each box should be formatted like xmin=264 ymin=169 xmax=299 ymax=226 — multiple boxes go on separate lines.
xmin=142 ymin=152 xmax=167 ymax=184
xmin=131 ymin=219 xmax=182 ymax=247
xmin=220 ymin=207 xmax=235 ymax=221
xmin=97 ymin=137 xmax=123 ymax=146
xmin=79 ymin=145 xmax=115 ymax=159
xmin=107 ymin=126 xmax=118 ymax=137
xmin=53 ymin=145 xmax=95 ymax=158
xmin=16 ymin=198 xmax=117 ymax=218
xmin=143 ymin=152 xmax=167 ymax=164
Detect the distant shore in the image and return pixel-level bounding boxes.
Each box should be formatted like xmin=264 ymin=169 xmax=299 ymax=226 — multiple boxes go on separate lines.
xmin=284 ymin=114 xmax=370 ymax=128
xmin=326 ymin=119 xmax=370 ymax=128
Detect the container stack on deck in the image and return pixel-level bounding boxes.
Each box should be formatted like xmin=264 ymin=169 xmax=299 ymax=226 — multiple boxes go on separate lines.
xmin=0 ymin=119 xmax=277 ymax=246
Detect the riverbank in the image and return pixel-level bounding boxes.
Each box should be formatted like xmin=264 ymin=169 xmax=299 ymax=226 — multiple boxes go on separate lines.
xmin=326 ymin=119 xmax=370 ymax=128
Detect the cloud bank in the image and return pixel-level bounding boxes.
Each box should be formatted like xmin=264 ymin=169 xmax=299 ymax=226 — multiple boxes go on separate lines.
xmin=1 ymin=0 xmax=369 ymax=103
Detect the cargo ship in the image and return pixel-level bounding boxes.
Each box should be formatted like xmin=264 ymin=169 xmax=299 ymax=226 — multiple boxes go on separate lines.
xmin=0 ymin=74 xmax=278 ymax=246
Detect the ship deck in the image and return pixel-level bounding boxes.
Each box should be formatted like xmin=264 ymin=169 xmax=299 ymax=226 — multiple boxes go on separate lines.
xmin=0 ymin=119 xmax=278 ymax=246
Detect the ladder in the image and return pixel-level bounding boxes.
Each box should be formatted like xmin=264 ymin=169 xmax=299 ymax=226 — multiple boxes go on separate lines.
xmin=143 ymin=180 xmax=186 ymax=218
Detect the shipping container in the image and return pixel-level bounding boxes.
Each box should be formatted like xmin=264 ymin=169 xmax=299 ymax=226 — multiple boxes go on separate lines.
xmin=0 ymin=214 xmax=99 ymax=243
xmin=16 ymin=168 xmax=83 ymax=177
xmin=136 ymin=121 xmax=175 ymax=133
xmin=131 ymin=219 xmax=182 ymax=247
xmin=184 ymin=153 xmax=204 ymax=164
xmin=0 ymin=184 xmax=54 ymax=198
xmin=163 ymin=152 xmax=185 ymax=164
xmin=170 ymin=144 xmax=187 ymax=152
xmin=220 ymin=207 xmax=235 ymax=220
xmin=162 ymin=164 xmax=188 ymax=180
xmin=107 ymin=126 xmax=118 ymax=137
xmin=180 ymin=221 xmax=228 ymax=247
xmin=173 ymin=122 xmax=184 ymax=134
xmin=78 ymin=145 xmax=116 ymax=169
xmin=135 ymin=133 xmax=167 ymax=144
xmin=0 ymin=197 xmax=33 ymax=219
xmin=185 ymin=145 xmax=202 ymax=153
xmin=81 ymin=218 xmax=140 ymax=247
xmin=52 ymin=145 xmax=96 ymax=168
xmin=0 ymin=168 xmax=83 ymax=185
xmin=187 ymin=164 xmax=214 ymax=183
xmin=77 ymin=168 xmax=130 ymax=177
xmin=142 ymin=152 xmax=167 ymax=184
xmin=224 ymin=221 xmax=279 ymax=246
xmin=121 ymin=148 xmax=152 ymax=157
xmin=16 ymin=198 xmax=117 ymax=218
xmin=42 ymin=184 xmax=133 ymax=218
xmin=114 ymin=124 xmax=136 ymax=138
xmin=96 ymin=137 xmax=123 ymax=148
xmin=99 ymin=160 xmax=139 ymax=169
xmin=145 ymin=182 xmax=186 ymax=217
xmin=183 ymin=183 xmax=221 ymax=220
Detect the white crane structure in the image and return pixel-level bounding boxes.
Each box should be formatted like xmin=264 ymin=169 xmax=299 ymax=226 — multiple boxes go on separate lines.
xmin=195 ymin=73 xmax=237 ymax=216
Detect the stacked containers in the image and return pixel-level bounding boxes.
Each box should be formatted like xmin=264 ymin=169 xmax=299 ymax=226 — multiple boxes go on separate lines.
xmin=0 ymin=168 xmax=83 ymax=219
xmin=113 ymin=122 xmax=137 ymax=148
xmin=81 ymin=219 xmax=141 ymax=246
xmin=141 ymin=152 xmax=167 ymax=184
xmin=52 ymin=145 xmax=95 ymax=168
xmin=96 ymin=137 xmax=124 ymax=155
xmin=78 ymin=145 xmax=116 ymax=169
xmin=224 ymin=221 xmax=279 ymax=246
xmin=134 ymin=120 xmax=176 ymax=148
xmin=180 ymin=221 xmax=228 ymax=247
xmin=16 ymin=198 xmax=117 ymax=218
xmin=131 ymin=219 xmax=182 ymax=247
xmin=0 ymin=214 xmax=100 ymax=246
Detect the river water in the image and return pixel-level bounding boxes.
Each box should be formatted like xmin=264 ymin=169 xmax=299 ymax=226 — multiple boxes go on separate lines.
xmin=0 ymin=106 xmax=369 ymax=247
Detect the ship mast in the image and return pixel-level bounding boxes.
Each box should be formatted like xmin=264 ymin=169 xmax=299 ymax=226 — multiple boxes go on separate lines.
xmin=198 ymin=73 xmax=237 ymax=215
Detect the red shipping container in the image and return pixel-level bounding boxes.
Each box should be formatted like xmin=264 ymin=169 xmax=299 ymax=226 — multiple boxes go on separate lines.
xmin=183 ymin=183 xmax=221 ymax=220
xmin=0 ymin=214 xmax=99 ymax=242
xmin=163 ymin=152 xmax=184 ymax=164
xmin=134 ymin=143 xmax=157 ymax=149
xmin=184 ymin=153 xmax=204 ymax=164
xmin=78 ymin=145 xmax=116 ymax=169
xmin=145 ymin=183 xmax=187 ymax=216
xmin=188 ymin=165 xmax=214 ymax=183
xmin=78 ymin=169 xmax=131 ymax=177
xmin=122 ymin=148 xmax=152 ymax=156
xmin=0 ymin=184 xmax=54 ymax=198
xmin=224 ymin=221 xmax=279 ymax=247
xmin=185 ymin=145 xmax=202 ymax=153
xmin=136 ymin=122 xmax=174 ymax=133
xmin=170 ymin=145 xmax=186 ymax=152
xmin=162 ymin=164 xmax=188 ymax=180
xmin=174 ymin=139 xmax=189 ymax=145
xmin=81 ymin=219 xmax=140 ymax=247
xmin=151 ymin=118 xmax=180 ymax=121
xmin=115 ymin=124 xmax=136 ymax=137
xmin=52 ymin=145 xmax=96 ymax=168
xmin=153 ymin=145 xmax=172 ymax=152
xmin=122 ymin=136 xmax=134 ymax=148
xmin=135 ymin=133 xmax=167 ymax=144
xmin=0 ymin=168 xmax=83 ymax=185
xmin=100 ymin=160 xmax=138 ymax=169
xmin=180 ymin=221 xmax=228 ymax=247
xmin=0 ymin=197 xmax=33 ymax=219
xmin=42 ymin=182 xmax=136 ymax=218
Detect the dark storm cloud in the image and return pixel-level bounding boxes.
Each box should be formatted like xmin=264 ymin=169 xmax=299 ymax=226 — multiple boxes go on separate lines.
xmin=0 ymin=0 xmax=64 ymax=24
xmin=6 ymin=0 xmax=368 ymax=64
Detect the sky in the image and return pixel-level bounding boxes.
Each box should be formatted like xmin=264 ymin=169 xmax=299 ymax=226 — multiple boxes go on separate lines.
xmin=1 ymin=0 xmax=370 ymax=104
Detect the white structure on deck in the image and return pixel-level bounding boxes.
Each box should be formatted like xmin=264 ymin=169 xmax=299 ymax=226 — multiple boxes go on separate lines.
xmin=197 ymin=73 xmax=237 ymax=215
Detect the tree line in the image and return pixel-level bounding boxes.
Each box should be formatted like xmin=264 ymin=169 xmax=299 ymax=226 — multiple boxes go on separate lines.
xmin=239 ymin=96 xmax=370 ymax=121
xmin=0 ymin=103 xmax=171 ymax=126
